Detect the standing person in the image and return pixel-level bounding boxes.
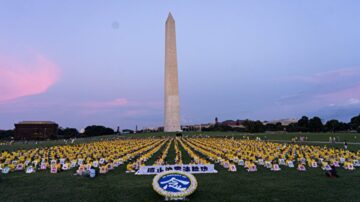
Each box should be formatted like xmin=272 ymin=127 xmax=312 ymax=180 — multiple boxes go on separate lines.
xmin=344 ymin=140 xmax=348 ymax=150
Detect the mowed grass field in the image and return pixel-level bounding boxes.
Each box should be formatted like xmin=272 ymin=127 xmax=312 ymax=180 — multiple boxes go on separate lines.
xmin=1 ymin=132 xmax=360 ymax=202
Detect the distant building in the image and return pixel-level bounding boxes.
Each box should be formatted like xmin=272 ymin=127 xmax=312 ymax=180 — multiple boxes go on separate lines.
xmin=143 ymin=127 xmax=160 ymax=133
xmin=221 ymin=120 xmax=246 ymax=129
xmin=181 ymin=124 xmax=212 ymax=131
xmin=263 ymin=118 xmax=298 ymax=126
xmin=121 ymin=129 xmax=134 ymax=134
xmin=14 ymin=121 xmax=59 ymax=140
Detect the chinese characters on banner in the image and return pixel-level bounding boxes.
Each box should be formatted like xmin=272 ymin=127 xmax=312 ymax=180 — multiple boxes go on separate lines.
xmin=136 ymin=164 xmax=217 ymax=175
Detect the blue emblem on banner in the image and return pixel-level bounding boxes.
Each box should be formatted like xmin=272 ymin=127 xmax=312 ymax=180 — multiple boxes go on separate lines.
xmin=158 ymin=174 xmax=191 ymax=192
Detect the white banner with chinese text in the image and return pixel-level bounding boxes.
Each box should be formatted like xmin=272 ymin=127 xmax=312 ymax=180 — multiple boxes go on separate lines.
xmin=135 ymin=164 xmax=217 ymax=175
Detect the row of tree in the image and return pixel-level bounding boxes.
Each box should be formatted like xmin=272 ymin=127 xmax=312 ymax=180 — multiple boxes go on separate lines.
xmin=286 ymin=116 xmax=357 ymax=133
xmin=0 ymin=130 xmax=14 ymax=139
xmin=0 ymin=125 xmax=116 ymax=140
xmin=1 ymin=114 xmax=360 ymax=139
xmin=205 ymin=114 xmax=360 ymax=133
xmin=58 ymin=125 xmax=115 ymax=139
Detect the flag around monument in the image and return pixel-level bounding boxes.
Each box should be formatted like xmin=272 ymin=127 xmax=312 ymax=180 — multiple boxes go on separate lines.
xmin=164 ymin=12 xmax=181 ymax=132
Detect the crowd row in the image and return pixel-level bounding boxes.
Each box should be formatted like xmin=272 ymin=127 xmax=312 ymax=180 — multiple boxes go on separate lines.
xmin=1 ymin=137 xmax=359 ymax=175
xmin=183 ymin=138 xmax=360 ymax=172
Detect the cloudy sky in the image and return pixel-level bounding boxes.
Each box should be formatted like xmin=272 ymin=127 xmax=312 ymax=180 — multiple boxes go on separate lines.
xmin=1 ymin=1 xmax=360 ymax=130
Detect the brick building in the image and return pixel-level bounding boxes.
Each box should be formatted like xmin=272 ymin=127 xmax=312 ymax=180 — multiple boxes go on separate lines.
xmin=14 ymin=121 xmax=59 ymax=140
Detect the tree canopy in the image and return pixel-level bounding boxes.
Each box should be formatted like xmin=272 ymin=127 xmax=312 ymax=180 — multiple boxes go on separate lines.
xmin=83 ymin=125 xmax=115 ymax=137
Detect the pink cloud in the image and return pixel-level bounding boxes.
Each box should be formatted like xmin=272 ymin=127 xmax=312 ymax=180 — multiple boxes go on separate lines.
xmin=273 ymin=83 xmax=360 ymax=112
xmin=85 ymin=98 xmax=129 ymax=109
xmin=316 ymin=83 xmax=360 ymax=106
xmin=0 ymin=54 xmax=60 ymax=103
xmin=81 ymin=98 xmax=161 ymax=117
xmin=262 ymin=82 xmax=360 ymax=119
xmin=123 ymin=109 xmax=149 ymax=117
xmin=287 ymin=68 xmax=360 ymax=84
xmin=130 ymin=100 xmax=162 ymax=109
xmin=84 ymin=99 xmax=162 ymax=110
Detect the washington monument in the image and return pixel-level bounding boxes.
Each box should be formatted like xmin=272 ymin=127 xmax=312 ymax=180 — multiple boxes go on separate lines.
xmin=164 ymin=13 xmax=181 ymax=132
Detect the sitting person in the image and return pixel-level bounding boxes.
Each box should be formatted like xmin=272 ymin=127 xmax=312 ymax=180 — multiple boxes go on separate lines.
xmin=89 ymin=168 xmax=96 ymax=178
xmin=325 ymin=165 xmax=339 ymax=178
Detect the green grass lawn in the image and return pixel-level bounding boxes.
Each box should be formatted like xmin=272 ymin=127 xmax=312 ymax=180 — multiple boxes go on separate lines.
xmin=1 ymin=132 xmax=360 ymax=202
xmin=1 ymin=163 xmax=359 ymax=202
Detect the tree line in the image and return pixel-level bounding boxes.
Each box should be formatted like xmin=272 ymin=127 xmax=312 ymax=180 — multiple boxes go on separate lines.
xmin=0 ymin=125 xmax=116 ymax=140
xmin=204 ymin=114 xmax=360 ymax=133
xmin=1 ymin=114 xmax=360 ymax=140
xmin=58 ymin=125 xmax=116 ymax=139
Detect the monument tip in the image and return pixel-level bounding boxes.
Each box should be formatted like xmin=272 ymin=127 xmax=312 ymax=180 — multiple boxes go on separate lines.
xmin=167 ymin=12 xmax=174 ymax=22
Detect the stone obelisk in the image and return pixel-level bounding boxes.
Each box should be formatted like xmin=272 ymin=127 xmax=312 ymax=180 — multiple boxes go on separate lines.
xmin=164 ymin=12 xmax=181 ymax=132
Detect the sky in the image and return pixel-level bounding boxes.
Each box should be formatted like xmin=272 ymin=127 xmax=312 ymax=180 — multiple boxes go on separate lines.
xmin=0 ymin=1 xmax=360 ymax=130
